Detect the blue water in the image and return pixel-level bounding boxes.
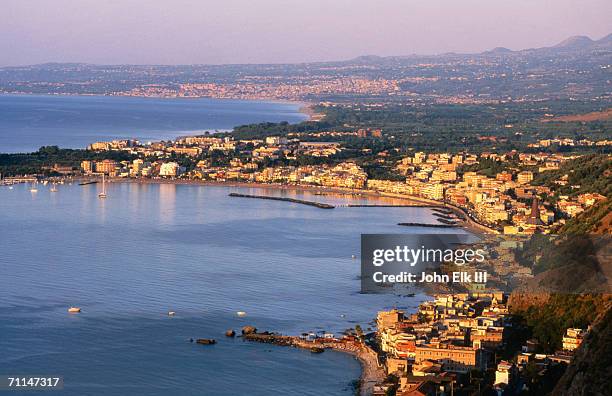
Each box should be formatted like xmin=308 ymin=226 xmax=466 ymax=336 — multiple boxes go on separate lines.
xmin=0 ymin=183 xmax=446 ymax=395
xmin=0 ymin=95 xmax=307 ymax=153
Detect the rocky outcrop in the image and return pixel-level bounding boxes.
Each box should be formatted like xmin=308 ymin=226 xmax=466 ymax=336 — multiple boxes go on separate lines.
xmin=195 ymin=338 xmax=216 ymax=345
xmin=241 ymin=325 xmax=257 ymax=335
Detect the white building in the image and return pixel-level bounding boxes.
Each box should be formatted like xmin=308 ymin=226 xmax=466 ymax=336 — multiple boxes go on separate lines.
xmin=265 ymin=136 xmax=288 ymax=146
xmin=494 ymin=361 xmax=515 ymax=386
xmin=159 ymin=162 xmax=181 ymax=177
xmin=562 ymin=328 xmax=586 ymax=351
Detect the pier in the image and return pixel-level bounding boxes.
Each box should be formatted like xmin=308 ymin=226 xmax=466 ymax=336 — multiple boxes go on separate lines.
xmin=344 ymin=204 xmax=439 ymax=208
xmin=1 ymin=176 xmax=38 ymax=185
xmin=397 ymin=222 xmax=459 ymax=228
xmin=228 ymin=193 xmax=335 ymax=209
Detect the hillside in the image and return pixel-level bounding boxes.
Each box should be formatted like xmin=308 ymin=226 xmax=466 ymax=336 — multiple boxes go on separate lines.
xmin=557 ymin=199 xmax=612 ymax=234
xmin=532 ymin=154 xmax=612 ymax=199
xmin=552 ymin=299 xmax=612 ymax=396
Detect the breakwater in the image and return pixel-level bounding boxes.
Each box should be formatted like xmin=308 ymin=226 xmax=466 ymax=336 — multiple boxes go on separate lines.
xmin=345 ymin=204 xmax=438 ymax=208
xmin=397 ymin=222 xmax=459 ymax=228
xmin=228 ymin=193 xmax=335 ymax=209
xmin=433 ymin=213 xmax=459 ymax=220
xmin=432 ymin=207 xmax=454 ymax=215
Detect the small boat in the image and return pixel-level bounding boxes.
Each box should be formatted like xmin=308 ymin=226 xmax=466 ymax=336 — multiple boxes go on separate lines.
xmin=236 ymin=311 xmax=247 ymax=317
xmin=68 ymin=307 xmax=81 ymax=313
xmin=195 ymin=338 xmax=216 ymax=345
xmin=351 ymin=255 xmax=357 ymax=259
xmin=50 ymin=185 xmax=58 ymax=192
xmin=98 ymin=174 xmax=107 ymax=199
xmin=168 ymin=311 xmax=176 ymax=316
xmin=8 ymin=186 xmax=13 ymax=190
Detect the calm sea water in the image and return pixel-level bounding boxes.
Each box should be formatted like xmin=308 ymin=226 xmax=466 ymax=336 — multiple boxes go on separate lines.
xmin=0 ymin=183 xmax=450 ymax=395
xmin=0 ymin=95 xmax=307 ymax=153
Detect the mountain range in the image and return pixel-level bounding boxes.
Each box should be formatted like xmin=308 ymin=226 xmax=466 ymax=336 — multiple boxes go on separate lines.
xmin=351 ymin=33 xmax=612 ymax=62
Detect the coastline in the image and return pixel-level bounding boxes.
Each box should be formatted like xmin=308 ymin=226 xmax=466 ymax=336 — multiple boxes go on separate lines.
xmin=0 ymin=94 xmax=312 ymax=153
xmin=243 ymin=332 xmax=385 ymax=396
xmin=0 ymin=92 xmax=315 ymax=121
xmin=11 ymin=176 xmax=497 ymax=394
xmin=107 ymin=178 xmax=494 ymax=235
xmin=297 ymin=101 xmax=325 ymax=121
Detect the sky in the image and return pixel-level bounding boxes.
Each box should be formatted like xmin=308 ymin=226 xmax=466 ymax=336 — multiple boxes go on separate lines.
xmin=2 ymin=0 xmax=611 ymax=66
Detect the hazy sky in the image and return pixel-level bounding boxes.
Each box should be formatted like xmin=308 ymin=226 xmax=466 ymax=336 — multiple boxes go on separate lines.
xmin=2 ymin=0 xmax=610 ymax=66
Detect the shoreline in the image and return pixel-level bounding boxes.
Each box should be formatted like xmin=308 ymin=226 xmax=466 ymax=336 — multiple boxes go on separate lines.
xmin=0 ymin=92 xmax=316 ymax=121
xmin=107 ymin=178 xmax=494 ymax=235
xmin=15 ymin=176 xmax=495 ymax=394
xmin=7 ymin=174 xmax=496 ymax=235
xmin=243 ymin=333 xmax=385 ymax=396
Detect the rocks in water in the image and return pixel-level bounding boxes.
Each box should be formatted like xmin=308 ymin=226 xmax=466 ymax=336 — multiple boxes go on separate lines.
xmin=310 ymin=347 xmax=325 ymax=353
xmin=196 ymin=338 xmax=216 ymax=345
xmin=225 ymin=329 xmax=236 ymax=337
xmin=241 ymin=325 xmax=257 ymax=335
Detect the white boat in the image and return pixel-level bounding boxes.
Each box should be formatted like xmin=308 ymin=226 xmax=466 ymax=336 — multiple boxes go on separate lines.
xmin=168 ymin=311 xmax=176 ymax=316
xmin=98 ymin=174 xmax=107 ymax=199
xmin=68 ymin=307 xmax=81 ymax=313
xmin=236 ymin=311 xmax=247 ymax=317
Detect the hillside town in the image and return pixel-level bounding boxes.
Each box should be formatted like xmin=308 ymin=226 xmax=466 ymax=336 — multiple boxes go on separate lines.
xmin=370 ymin=293 xmax=587 ymax=395
xmin=57 ymin=131 xmax=611 ymax=235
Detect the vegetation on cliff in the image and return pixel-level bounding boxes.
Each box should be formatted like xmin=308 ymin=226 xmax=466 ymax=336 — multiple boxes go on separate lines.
xmin=553 ymin=300 xmax=612 ymax=396
xmin=556 ymin=199 xmax=612 ymax=234
xmin=509 ymin=294 xmax=610 ymax=353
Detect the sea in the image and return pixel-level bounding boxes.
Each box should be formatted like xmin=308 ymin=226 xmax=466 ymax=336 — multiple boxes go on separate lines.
xmin=0 ymin=94 xmax=308 ymax=153
xmin=0 ymin=182 xmax=454 ymax=395
xmin=1 ymin=95 xmax=450 ymax=395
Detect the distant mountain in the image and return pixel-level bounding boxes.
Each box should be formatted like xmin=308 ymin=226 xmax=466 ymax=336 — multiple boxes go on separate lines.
xmin=553 ymin=35 xmax=594 ymax=49
xmin=543 ymin=33 xmax=612 ymax=52
xmin=483 ymin=47 xmax=513 ymax=55
xmin=477 ymin=33 xmax=612 ymax=57
xmin=593 ymin=33 xmax=612 ymax=48
xmin=377 ymin=33 xmax=612 ymax=61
